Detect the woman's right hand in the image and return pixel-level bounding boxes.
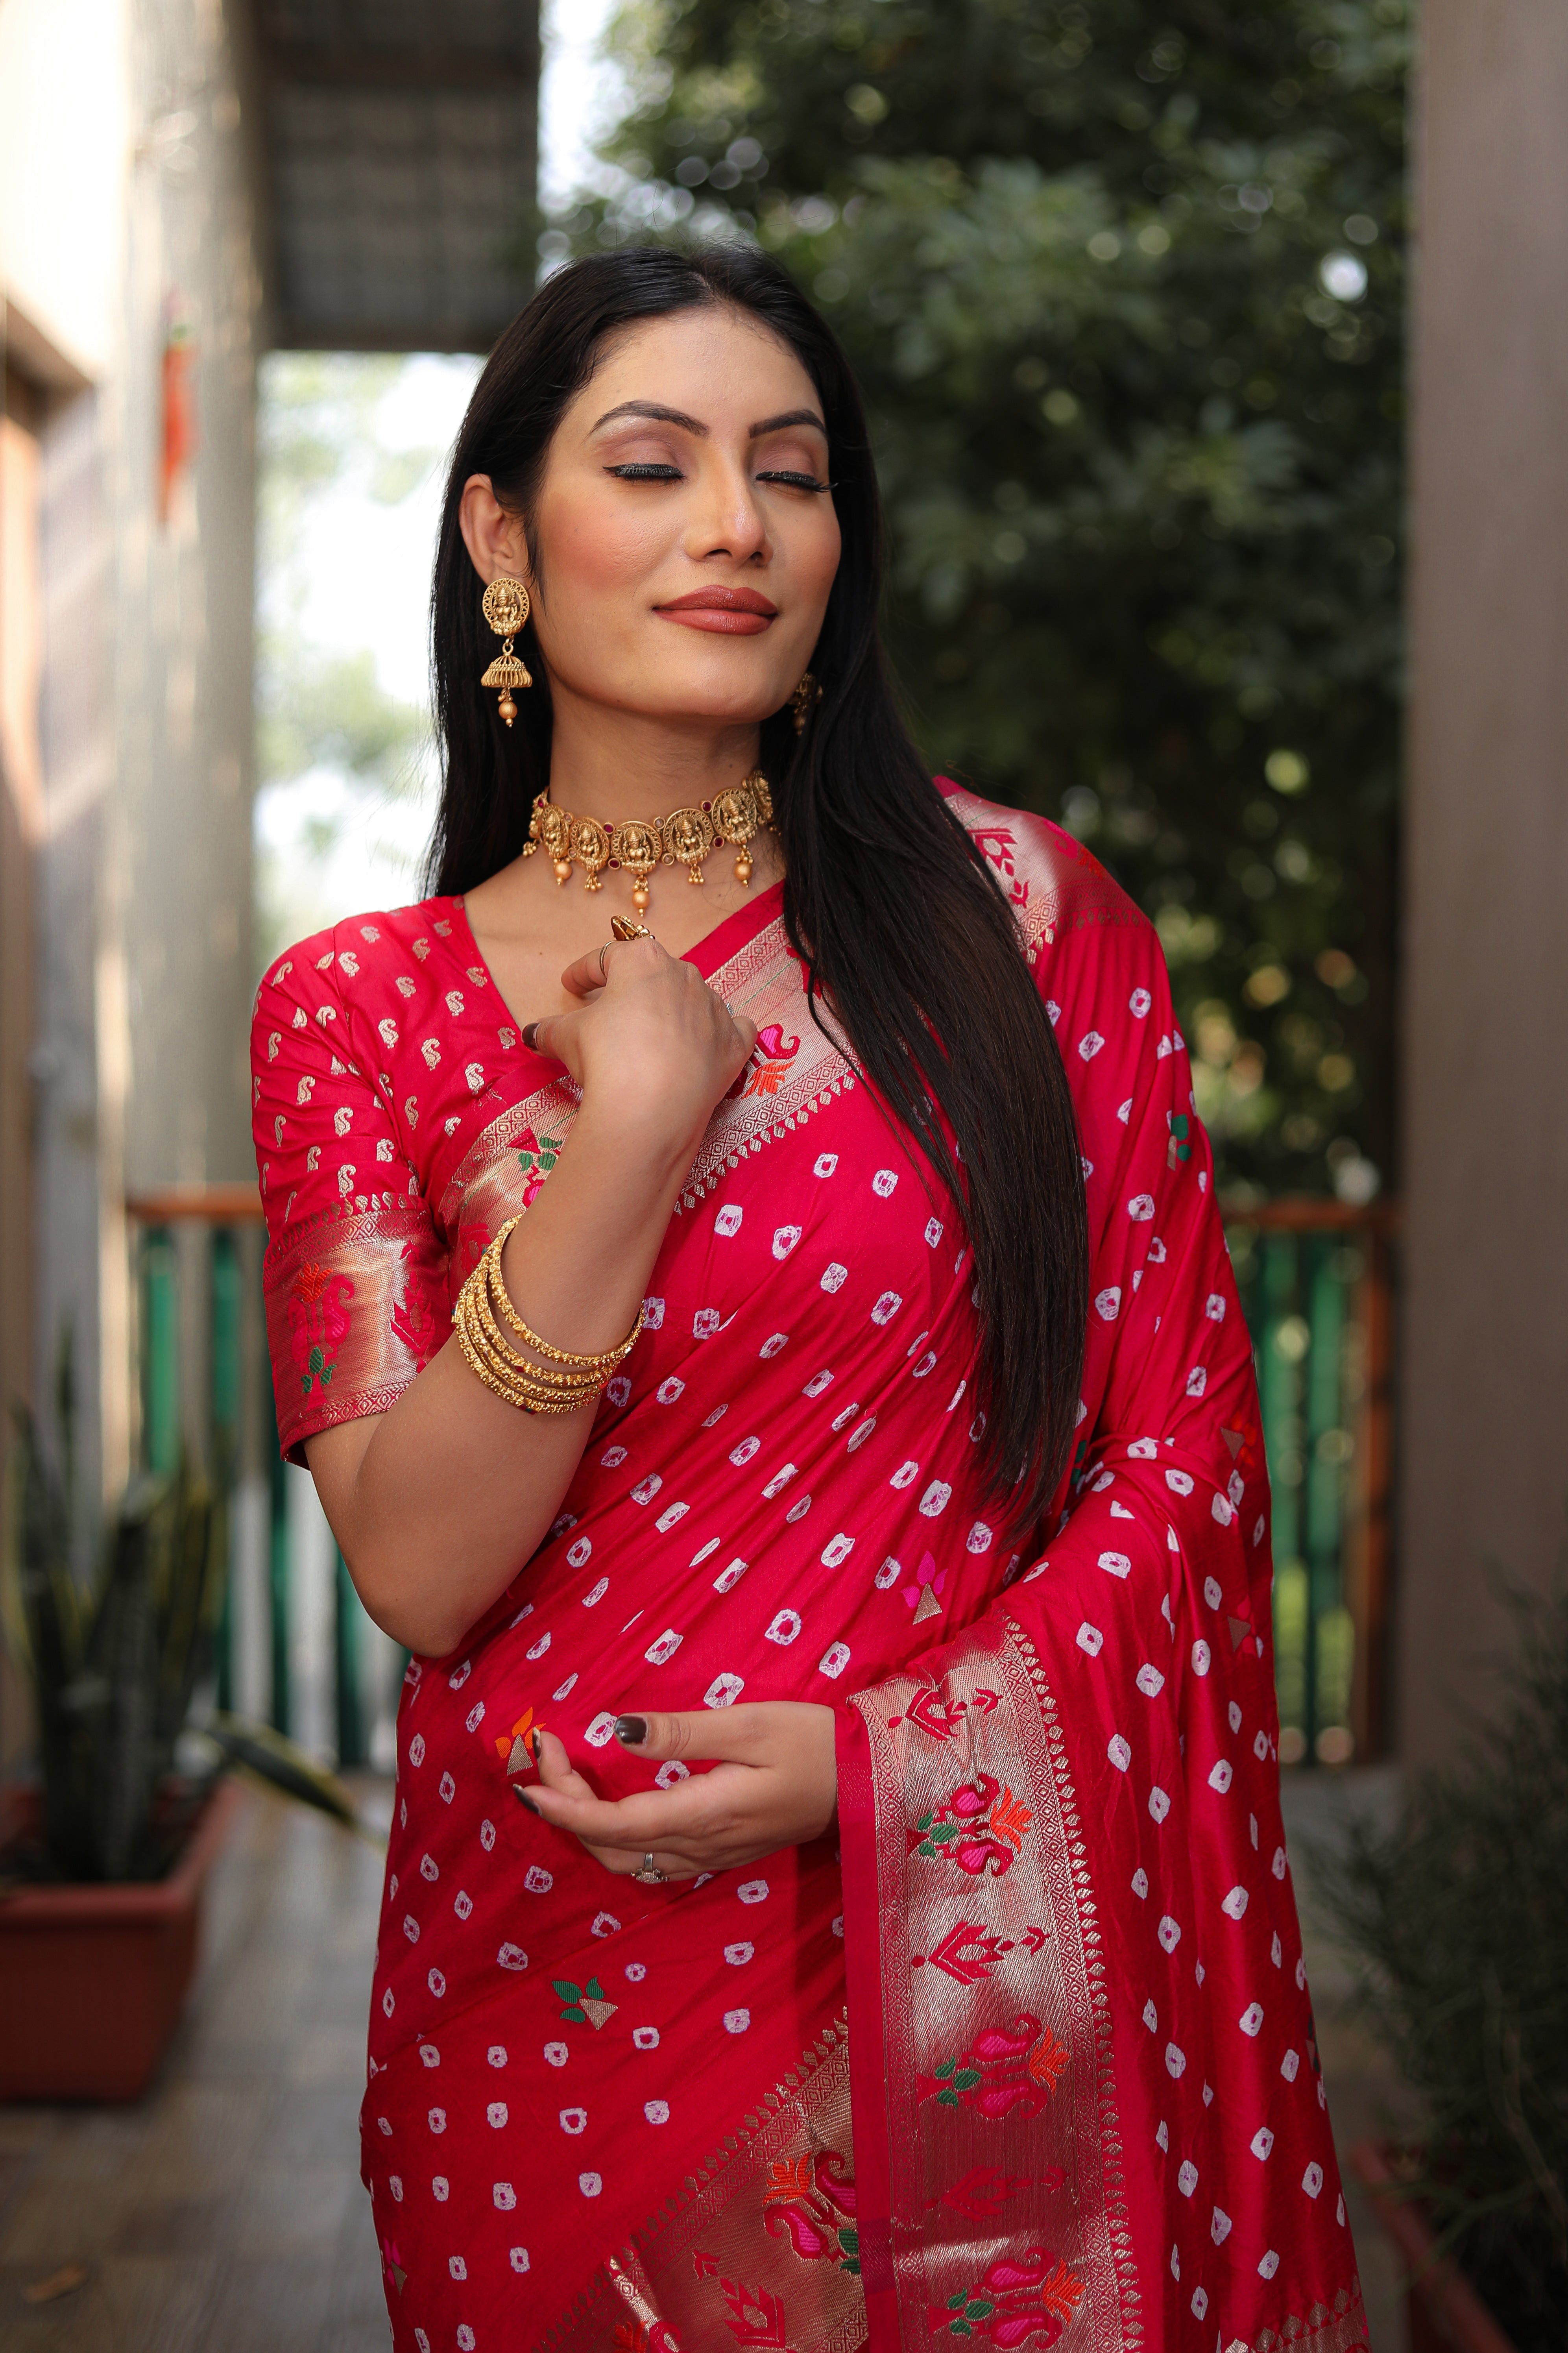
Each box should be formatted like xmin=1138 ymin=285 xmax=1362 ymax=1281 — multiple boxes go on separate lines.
xmin=525 ymin=935 xmax=757 ymax=1157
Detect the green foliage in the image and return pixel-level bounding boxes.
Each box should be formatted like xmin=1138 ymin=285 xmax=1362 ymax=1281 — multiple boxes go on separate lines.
xmin=564 ymin=0 xmax=1407 ymax=1197
xmin=256 ymin=355 xmax=430 ymax=798
xmin=205 ymin=1713 xmax=382 ymax=1848
xmin=255 ymin=355 xmax=435 ymax=965
xmin=258 ymin=354 xmax=427 ymax=562
xmin=5 ymin=1397 xmax=228 ymax=1882
xmin=1316 ymin=1583 xmax=1568 ymax=2345
xmin=257 ymin=644 xmax=424 ymax=813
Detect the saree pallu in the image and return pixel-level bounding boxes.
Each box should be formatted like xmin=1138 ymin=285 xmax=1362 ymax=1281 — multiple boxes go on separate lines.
xmin=252 ymin=790 xmax=1365 ymax=2353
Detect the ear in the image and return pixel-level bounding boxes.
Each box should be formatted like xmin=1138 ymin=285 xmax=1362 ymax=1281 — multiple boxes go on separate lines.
xmin=458 ymin=474 xmax=534 ymax=593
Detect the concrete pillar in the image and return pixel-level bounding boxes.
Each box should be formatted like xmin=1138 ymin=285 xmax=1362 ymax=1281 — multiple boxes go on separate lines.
xmin=115 ymin=0 xmax=262 ymax=1211
xmin=1399 ymin=2 xmax=1568 ymax=1764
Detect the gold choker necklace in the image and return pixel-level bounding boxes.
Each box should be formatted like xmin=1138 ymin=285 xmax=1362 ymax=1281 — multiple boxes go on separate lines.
xmin=522 ymin=773 xmax=774 ymax=918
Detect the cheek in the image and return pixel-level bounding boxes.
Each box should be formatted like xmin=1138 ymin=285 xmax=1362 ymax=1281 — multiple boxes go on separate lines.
xmin=539 ymin=492 xmax=669 ymax=610
xmin=793 ymin=508 xmax=842 ymax=614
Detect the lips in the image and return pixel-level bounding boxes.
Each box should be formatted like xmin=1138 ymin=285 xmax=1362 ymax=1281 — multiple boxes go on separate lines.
xmin=655 ymin=585 xmax=778 ymax=635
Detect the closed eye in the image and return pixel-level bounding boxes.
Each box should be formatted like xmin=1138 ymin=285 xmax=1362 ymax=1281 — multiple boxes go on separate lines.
xmin=606 ymin=463 xmax=684 ymax=481
xmin=755 ymin=469 xmax=833 ymax=492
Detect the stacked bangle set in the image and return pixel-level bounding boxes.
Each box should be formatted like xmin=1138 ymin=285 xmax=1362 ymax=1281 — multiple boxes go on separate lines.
xmin=453 ymin=1218 xmax=642 ymax=1414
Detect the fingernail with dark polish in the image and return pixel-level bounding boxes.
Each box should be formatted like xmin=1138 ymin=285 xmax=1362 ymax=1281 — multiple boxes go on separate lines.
xmin=615 ymin=1715 xmax=648 ymax=1747
xmin=530 ymin=1725 xmax=544 ymax=1760
xmin=514 ymin=1787 xmax=542 ymax=1815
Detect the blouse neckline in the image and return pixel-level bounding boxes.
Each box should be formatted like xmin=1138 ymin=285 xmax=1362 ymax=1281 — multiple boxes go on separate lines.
xmin=446 ymin=874 xmax=788 ymax=1015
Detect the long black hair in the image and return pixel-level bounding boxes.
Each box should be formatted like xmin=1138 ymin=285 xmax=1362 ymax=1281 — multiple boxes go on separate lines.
xmin=427 ymin=247 xmax=1087 ymax=1529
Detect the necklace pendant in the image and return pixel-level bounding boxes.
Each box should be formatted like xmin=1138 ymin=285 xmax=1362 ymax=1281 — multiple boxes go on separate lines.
xmin=571 ymin=815 xmax=611 ymax=892
xmin=686 ymin=864 xmax=705 ymax=886
xmin=734 ymin=846 xmax=753 ymax=886
xmin=552 ymin=859 xmax=572 ymax=886
xmin=631 ymin=879 xmax=650 ymax=915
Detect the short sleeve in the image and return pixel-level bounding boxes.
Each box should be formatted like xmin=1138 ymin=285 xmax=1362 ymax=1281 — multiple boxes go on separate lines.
xmin=252 ymin=933 xmax=450 ymax=1464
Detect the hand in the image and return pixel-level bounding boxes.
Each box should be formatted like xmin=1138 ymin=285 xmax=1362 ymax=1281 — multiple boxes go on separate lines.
xmin=525 ymin=937 xmax=756 ymax=1155
xmin=519 ymin=1702 xmax=838 ymax=1881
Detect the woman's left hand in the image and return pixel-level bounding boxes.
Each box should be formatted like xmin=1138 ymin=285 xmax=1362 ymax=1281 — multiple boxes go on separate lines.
xmin=520 ymin=1703 xmax=838 ymax=1880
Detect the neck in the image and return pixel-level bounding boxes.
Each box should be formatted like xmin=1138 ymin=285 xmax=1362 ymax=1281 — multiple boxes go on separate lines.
xmin=543 ymin=689 xmax=764 ymax=823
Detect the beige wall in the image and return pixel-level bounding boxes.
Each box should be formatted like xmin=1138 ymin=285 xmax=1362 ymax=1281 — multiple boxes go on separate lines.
xmin=0 ymin=0 xmax=132 ymax=383
xmin=113 ymin=0 xmax=261 ymax=1208
xmin=1399 ymin=2 xmax=1568 ymax=1765
xmin=2 ymin=0 xmax=263 ymax=1514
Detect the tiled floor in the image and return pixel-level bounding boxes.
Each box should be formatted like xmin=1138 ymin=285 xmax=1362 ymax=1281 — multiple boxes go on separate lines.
xmin=0 ymin=1783 xmax=392 ymax=2352
xmin=0 ymin=1771 xmax=1416 ymax=2351
xmin=1282 ymin=1765 xmax=1418 ymax=2353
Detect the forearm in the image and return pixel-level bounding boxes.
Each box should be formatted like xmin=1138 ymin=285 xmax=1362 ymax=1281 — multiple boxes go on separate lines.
xmin=312 ymin=1096 xmax=699 ymax=1656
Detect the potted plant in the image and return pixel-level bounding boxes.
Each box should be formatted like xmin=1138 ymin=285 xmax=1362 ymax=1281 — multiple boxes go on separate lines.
xmin=0 ymin=1383 xmax=240 ymax=2102
xmin=1317 ymin=1582 xmax=1568 ymax=2351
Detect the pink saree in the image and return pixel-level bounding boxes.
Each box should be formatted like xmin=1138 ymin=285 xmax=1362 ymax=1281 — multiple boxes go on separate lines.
xmin=253 ymin=788 xmax=1365 ymax=2353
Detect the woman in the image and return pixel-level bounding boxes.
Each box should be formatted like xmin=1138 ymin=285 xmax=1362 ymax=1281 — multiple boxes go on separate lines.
xmin=253 ymin=249 xmax=1365 ymax=2352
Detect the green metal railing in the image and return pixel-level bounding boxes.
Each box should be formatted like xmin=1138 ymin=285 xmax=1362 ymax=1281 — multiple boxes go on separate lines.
xmin=129 ymin=1190 xmax=1396 ymax=1772
xmin=128 ymin=1189 xmax=401 ymax=1770
xmin=1226 ymin=1200 xmax=1396 ymax=1766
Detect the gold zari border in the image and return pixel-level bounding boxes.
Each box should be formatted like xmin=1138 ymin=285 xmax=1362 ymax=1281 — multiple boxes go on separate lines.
xmin=535 ymin=2016 xmax=866 ymax=2353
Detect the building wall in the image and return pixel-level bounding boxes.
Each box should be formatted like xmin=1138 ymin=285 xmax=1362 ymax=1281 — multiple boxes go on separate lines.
xmin=1 ymin=371 xmax=43 ymax=1434
xmin=114 ymin=0 xmax=262 ymax=1209
xmin=1399 ymin=1 xmax=1568 ymax=1763
xmin=2 ymin=0 xmax=264 ymax=1549
xmin=0 ymin=0 xmax=132 ymax=384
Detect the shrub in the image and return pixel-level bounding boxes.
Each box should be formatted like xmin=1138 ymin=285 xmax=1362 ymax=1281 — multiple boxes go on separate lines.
xmin=1318 ymin=1582 xmax=1568 ymax=2344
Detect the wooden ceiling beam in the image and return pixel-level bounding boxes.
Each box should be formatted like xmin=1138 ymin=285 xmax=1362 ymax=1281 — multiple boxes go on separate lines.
xmin=260 ymin=42 xmax=536 ymax=92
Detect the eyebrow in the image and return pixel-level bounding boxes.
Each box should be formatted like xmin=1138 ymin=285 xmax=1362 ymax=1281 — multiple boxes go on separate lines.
xmin=589 ymin=400 xmax=828 ymax=439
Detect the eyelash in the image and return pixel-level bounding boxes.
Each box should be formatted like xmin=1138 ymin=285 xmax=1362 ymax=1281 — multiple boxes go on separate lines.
xmin=605 ymin=463 xmax=831 ymax=493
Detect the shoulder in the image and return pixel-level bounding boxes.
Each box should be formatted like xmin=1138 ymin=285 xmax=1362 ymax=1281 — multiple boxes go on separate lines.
xmin=257 ymin=898 xmax=462 ymax=1004
xmin=937 ymin=780 xmax=1149 ymax=954
xmin=252 ymin=898 xmax=467 ymax=1041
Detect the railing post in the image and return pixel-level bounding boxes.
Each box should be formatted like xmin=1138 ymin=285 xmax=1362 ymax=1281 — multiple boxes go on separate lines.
xmin=1225 ymin=1198 xmax=1400 ymax=1767
xmin=140 ymin=1225 xmax=180 ymax=1478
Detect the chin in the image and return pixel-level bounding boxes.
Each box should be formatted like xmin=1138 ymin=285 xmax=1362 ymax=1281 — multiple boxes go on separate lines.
xmin=625 ymin=669 xmax=789 ymax=726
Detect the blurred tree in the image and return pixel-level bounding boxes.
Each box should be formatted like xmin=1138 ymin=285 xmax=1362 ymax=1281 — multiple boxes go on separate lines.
xmin=568 ymin=0 xmax=1407 ymax=1199
xmin=255 ymin=356 xmax=434 ymax=965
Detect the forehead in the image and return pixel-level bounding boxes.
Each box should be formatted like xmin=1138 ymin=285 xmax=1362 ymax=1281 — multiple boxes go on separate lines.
xmin=571 ymin=305 xmax=822 ymax=429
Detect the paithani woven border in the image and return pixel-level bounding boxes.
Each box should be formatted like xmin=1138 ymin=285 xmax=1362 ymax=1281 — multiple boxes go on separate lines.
xmin=533 ymin=2013 xmax=868 ymax=2353
xmin=841 ymin=1614 xmax=1144 ymax=2352
xmin=433 ymin=920 xmax=862 ymax=1243
xmin=1231 ymin=2280 xmax=1369 ymax=2353
xmin=262 ymin=1197 xmax=452 ymax=1462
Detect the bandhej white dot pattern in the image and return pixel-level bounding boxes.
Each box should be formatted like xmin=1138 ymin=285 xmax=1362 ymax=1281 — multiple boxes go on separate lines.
xmin=253 ymin=793 xmax=1361 ymax=2346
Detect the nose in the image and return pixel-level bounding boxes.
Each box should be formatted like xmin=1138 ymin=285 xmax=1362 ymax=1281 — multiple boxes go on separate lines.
xmin=685 ymin=452 xmax=771 ymax=569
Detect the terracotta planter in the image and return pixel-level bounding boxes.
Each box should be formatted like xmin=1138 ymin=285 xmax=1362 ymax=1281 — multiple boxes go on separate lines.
xmin=1350 ymin=2142 xmax=1521 ymax=2353
xmin=0 ymin=1777 xmax=242 ymax=2102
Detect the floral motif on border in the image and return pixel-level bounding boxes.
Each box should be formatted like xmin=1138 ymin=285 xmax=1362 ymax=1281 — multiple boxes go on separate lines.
xmin=262 ymin=1198 xmax=451 ymax=1459
xmin=432 ymin=923 xmax=862 ymax=1257
xmin=1228 ymin=2283 xmax=1369 ymax=2353
xmin=534 ymin=2020 xmax=867 ymax=2353
xmin=843 ymin=1615 xmax=1143 ymax=2351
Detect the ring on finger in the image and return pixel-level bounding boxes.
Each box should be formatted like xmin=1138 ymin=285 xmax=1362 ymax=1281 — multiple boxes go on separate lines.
xmin=632 ymin=1850 xmax=668 ymax=1885
xmin=597 ymin=942 xmax=612 ymax=983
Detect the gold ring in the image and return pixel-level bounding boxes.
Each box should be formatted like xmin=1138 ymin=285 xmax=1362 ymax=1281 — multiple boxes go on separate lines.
xmin=611 ymin=915 xmax=656 ymax=943
xmin=632 ymin=1850 xmax=667 ymax=1885
xmin=597 ymin=943 xmax=611 ymax=983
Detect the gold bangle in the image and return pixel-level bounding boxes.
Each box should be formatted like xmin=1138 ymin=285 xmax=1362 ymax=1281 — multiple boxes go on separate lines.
xmin=467 ymin=1266 xmax=594 ymax=1395
xmin=482 ymin=1220 xmax=645 ymax=1371
xmin=452 ymin=1285 xmax=602 ymax=1416
xmin=450 ymin=1233 xmax=643 ymax=1417
xmin=458 ymin=1274 xmax=600 ymax=1404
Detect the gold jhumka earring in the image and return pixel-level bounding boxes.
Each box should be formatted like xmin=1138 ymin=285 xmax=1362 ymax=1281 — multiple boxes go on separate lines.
xmin=480 ymin=577 xmax=532 ymax=725
xmin=790 ymin=671 xmax=822 ymax=734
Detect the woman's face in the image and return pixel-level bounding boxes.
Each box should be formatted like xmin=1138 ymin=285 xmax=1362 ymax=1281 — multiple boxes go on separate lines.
xmin=489 ymin=306 xmax=841 ymax=726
